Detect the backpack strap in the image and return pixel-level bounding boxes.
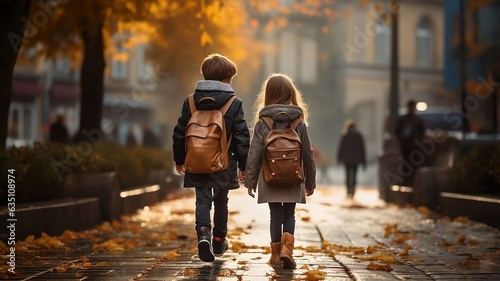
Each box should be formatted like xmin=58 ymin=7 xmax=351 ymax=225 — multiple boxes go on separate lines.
xmin=290 ymin=117 xmax=302 ymax=130
xmin=261 ymin=116 xmax=274 ymax=130
xmin=219 ymin=96 xmax=236 ymax=116
xmin=188 ymin=94 xmax=196 ymax=115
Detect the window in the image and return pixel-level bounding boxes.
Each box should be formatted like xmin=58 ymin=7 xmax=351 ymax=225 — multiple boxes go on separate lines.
xmin=300 ymin=37 xmax=317 ymax=84
xmin=375 ymin=18 xmax=391 ymax=63
xmin=111 ymin=44 xmax=128 ymax=80
xmin=138 ymin=44 xmax=151 ymax=82
xmin=278 ymin=30 xmax=319 ymax=83
xmin=7 ymin=102 xmax=36 ymax=147
xmin=416 ymin=17 xmax=433 ymax=67
xmin=279 ymin=31 xmax=298 ymax=78
xmin=55 ymin=56 xmax=71 ymax=74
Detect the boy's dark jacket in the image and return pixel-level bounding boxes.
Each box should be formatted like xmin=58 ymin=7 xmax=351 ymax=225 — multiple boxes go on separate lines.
xmin=172 ymin=80 xmax=250 ymax=189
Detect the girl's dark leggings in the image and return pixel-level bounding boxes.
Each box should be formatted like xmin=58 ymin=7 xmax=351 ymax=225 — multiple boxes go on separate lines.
xmin=268 ymin=202 xmax=296 ymax=243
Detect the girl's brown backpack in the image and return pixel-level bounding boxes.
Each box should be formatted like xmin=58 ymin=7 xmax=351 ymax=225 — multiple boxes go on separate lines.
xmin=261 ymin=112 xmax=304 ymax=184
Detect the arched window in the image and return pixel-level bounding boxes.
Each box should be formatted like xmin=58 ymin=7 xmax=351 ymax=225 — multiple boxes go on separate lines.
xmin=375 ymin=18 xmax=391 ymax=63
xmin=416 ymin=17 xmax=433 ymax=67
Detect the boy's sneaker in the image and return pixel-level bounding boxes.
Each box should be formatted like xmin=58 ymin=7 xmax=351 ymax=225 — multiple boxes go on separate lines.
xmin=198 ymin=226 xmax=215 ymax=262
xmin=212 ymin=237 xmax=229 ymax=257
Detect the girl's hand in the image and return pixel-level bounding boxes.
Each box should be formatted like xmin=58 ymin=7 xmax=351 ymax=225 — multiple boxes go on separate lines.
xmin=306 ymin=189 xmax=314 ymax=196
xmin=247 ymin=187 xmax=256 ymax=198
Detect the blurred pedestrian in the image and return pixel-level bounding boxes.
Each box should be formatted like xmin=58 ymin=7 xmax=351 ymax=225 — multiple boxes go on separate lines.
xmin=395 ymin=100 xmax=426 ymax=187
xmin=142 ymin=125 xmax=160 ymax=148
xmin=106 ymin=123 xmax=120 ymax=144
xmin=172 ymin=54 xmax=250 ymax=262
xmin=49 ymin=114 xmax=69 ymax=143
xmin=126 ymin=127 xmax=137 ymax=147
xmin=337 ymin=119 xmax=366 ymax=199
xmin=245 ymin=73 xmax=316 ymax=269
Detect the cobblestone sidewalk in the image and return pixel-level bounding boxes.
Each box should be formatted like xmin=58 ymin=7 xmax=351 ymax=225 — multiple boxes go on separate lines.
xmin=2 ymin=186 xmax=500 ymax=280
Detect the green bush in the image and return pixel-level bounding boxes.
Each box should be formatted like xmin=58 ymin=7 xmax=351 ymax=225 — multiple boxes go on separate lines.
xmin=117 ymin=146 xmax=172 ymax=188
xmin=1 ymin=142 xmax=174 ymax=204
xmin=449 ymin=144 xmax=500 ymax=194
xmin=1 ymin=143 xmax=63 ymax=204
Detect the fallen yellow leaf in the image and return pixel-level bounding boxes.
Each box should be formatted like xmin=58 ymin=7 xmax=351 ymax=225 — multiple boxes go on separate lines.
xmin=367 ymin=262 xmax=393 ymax=271
xmin=304 ymin=269 xmax=327 ymax=280
xmin=162 ymin=250 xmax=180 ymax=260
xmin=182 ymin=268 xmax=200 ymax=276
xmin=417 ymin=206 xmax=432 ymax=215
xmin=398 ymin=245 xmax=411 ymax=256
xmin=55 ymin=266 xmax=67 ymax=272
xmin=454 ymin=216 xmax=469 ymax=223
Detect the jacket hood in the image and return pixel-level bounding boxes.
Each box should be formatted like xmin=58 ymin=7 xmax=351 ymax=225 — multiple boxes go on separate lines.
xmin=259 ymin=104 xmax=303 ymax=122
xmin=195 ymin=80 xmax=234 ymax=92
xmin=193 ymin=80 xmax=235 ymax=110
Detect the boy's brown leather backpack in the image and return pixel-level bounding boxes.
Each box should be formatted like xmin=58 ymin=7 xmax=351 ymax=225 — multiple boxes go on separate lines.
xmin=184 ymin=94 xmax=235 ymax=174
xmin=261 ymin=112 xmax=304 ymax=184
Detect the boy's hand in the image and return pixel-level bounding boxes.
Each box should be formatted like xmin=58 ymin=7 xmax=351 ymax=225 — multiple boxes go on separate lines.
xmin=247 ymin=187 xmax=255 ymax=198
xmin=306 ymin=189 xmax=314 ymax=196
xmin=175 ymin=165 xmax=185 ymax=175
xmin=238 ymin=170 xmax=245 ymax=182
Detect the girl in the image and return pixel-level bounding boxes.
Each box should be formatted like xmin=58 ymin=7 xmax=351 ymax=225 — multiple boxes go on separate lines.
xmin=244 ymin=73 xmax=316 ymax=269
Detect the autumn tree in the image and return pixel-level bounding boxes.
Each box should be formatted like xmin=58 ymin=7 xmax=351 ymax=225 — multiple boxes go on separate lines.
xmin=14 ymin=0 xmax=256 ymax=144
xmin=149 ymin=1 xmax=258 ymax=89
xmin=20 ymin=0 xmax=162 ymax=142
xmin=0 ymin=0 xmax=32 ymax=151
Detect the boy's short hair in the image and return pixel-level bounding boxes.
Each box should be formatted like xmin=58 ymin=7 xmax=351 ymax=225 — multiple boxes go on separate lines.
xmin=200 ymin=54 xmax=237 ymax=81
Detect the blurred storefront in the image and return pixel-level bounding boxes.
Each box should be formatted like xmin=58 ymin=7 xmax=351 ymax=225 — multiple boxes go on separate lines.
xmin=7 ymin=37 xmax=170 ymax=148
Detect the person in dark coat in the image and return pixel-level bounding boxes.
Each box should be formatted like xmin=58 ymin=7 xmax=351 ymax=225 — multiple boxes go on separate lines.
xmin=49 ymin=114 xmax=69 ymax=143
xmin=337 ymin=119 xmax=366 ymax=199
xmin=172 ymin=54 xmax=250 ymax=262
xmin=395 ymin=100 xmax=426 ymax=187
xmin=126 ymin=128 xmax=137 ymax=147
xmin=142 ymin=125 xmax=160 ymax=148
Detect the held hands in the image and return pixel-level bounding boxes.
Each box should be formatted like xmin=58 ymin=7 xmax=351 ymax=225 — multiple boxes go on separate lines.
xmin=238 ymin=170 xmax=245 ymax=183
xmin=175 ymin=165 xmax=185 ymax=175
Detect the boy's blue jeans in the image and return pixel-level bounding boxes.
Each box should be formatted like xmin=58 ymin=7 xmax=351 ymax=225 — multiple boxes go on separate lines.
xmin=195 ymin=186 xmax=229 ymax=240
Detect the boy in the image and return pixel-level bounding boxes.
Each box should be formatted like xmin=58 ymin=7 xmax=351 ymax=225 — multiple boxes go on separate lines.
xmin=172 ymin=54 xmax=250 ymax=262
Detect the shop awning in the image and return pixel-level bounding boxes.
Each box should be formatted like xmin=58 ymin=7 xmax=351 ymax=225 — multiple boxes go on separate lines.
xmin=50 ymin=83 xmax=80 ymax=102
xmin=12 ymin=79 xmax=42 ymax=99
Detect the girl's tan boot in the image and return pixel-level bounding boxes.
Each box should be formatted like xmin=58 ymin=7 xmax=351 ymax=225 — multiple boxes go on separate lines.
xmin=269 ymin=242 xmax=282 ymax=264
xmin=280 ymin=232 xmax=296 ymax=268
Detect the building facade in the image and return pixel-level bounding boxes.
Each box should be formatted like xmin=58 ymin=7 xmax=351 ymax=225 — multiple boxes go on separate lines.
xmin=255 ymin=0 xmax=447 ymax=161
xmin=331 ymin=0 xmax=447 ymax=161
xmin=7 ymin=36 xmax=172 ymax=148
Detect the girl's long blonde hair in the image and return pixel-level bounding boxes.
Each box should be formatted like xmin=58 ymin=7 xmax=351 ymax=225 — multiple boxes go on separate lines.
xmin=252 ymin=73 xmax=309 ymax=126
